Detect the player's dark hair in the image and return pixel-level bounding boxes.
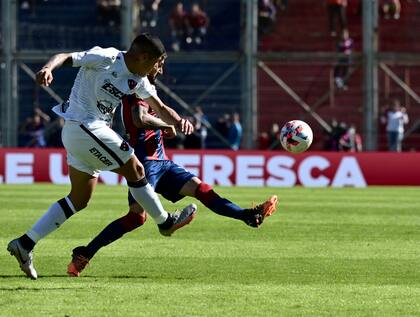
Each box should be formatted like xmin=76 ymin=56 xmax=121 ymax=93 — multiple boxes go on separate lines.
xmin=130 ymin=33 xmax=166 ymax=58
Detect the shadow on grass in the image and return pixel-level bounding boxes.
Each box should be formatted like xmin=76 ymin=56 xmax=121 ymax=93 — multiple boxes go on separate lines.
xmin=0 ymin=286 xmax=76 ymax=291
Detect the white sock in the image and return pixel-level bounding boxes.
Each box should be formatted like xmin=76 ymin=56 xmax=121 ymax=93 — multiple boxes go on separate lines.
xmin=26 ymin=197 xmax=76 ymax=243
xmin=129 ymin=184 xmax=168 ymax=224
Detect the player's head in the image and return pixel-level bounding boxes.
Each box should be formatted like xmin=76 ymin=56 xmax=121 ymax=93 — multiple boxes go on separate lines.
xmin=126 ymin=33 xmax=166 ymax=76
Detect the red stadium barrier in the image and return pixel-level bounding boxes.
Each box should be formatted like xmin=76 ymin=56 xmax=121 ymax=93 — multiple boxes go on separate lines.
xmin=0 ymin=148 xmax=419 ymax=187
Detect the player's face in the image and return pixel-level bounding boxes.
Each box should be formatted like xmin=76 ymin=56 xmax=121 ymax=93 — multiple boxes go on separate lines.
xmin=152 ymin=56 xmax=166 ymax=76
xmin=131 ymin=53 xmax=161 ymax=77
xmin=148 ymin=55 xmax=166 ymax=82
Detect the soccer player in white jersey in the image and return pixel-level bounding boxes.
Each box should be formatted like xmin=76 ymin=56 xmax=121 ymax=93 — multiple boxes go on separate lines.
xmin=7 ymin=33 xmax=196 ymax=280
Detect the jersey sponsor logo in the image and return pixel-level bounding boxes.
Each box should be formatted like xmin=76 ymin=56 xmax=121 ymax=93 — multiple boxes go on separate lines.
xmin=128 ymin=79 xmax=137 ymax=90
xmin=120 ymin=141 xmax=129 ymax=151
xmin=89 ymin=147 xmax=113 ymax=166
xmin=96 ymin=100 xmax=114 ymax=115
xmin=101 ymin=80 xmax=125 ymax=99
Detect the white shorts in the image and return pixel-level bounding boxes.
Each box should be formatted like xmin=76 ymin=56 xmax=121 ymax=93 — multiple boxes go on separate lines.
xmin=62 ymin=121 xmax=134 ymax=177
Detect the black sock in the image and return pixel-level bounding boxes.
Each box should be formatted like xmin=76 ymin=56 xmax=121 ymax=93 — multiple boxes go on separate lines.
xmin=18 ymin=234 xmax=36 ymax=251
xmin=85 ymin=219 xmax=126 ymax=259
xmin=157 ymin=215 xmax=173 ymax=230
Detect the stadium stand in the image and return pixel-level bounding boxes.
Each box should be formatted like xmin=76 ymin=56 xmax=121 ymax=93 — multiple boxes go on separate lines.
xmin=14 ymin=0 xmax=420 ymax=150
xmin=258 ymin=0 xmax=420 ymax=151
xmin=17 ymin=0 xmax=242 ymax=148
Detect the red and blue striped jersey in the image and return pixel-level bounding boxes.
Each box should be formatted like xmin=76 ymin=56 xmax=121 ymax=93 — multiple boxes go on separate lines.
xmin=121 ymin=95 xmax=168 ymax=161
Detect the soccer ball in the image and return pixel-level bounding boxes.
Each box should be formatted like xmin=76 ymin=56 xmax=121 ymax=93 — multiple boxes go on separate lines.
xmin=280 ymin=120 xmax=313 ymax=153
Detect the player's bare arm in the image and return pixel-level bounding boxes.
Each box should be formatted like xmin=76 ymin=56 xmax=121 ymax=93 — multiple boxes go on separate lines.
xmin=132 ymin=105 xmax=176 ymax=137
xmin=36 ymin=53 xmax=73 ymax=87
xmin=144 ymin=95 xmax=194 ymax=135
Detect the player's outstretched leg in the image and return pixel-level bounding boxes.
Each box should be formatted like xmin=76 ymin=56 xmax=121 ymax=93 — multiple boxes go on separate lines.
xmin=194 ymin=182 xmax=278 ymax=227
xmin=7 ymin=238 xmax=37 ymax=280
xmin=242 ymin=195 xmax=279 ymax=228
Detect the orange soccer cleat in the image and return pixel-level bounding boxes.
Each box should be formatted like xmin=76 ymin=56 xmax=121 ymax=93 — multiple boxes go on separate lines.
xmin=243 ymin=195 xmax=279 ymax=228
xmin=67 ymin=246 xmax=90 ymax=277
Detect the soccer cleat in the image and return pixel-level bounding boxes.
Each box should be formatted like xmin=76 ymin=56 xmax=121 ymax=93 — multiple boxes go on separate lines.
xmin=159 ymin=203 xmax=197 ymax=237
xmin=243 ymin=195 xmax=279 ymax=228
xmin=67 ymin=246 xmax=90 ymax=277
xmin=7 ymin=238 xmax=38 ymax=280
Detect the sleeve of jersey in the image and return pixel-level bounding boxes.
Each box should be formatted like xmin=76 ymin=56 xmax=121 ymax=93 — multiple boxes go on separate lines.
xmin=135 ymin=77 xmax=158 ymax=100
xmin=71 ymin=46 xmax=115 ymax=68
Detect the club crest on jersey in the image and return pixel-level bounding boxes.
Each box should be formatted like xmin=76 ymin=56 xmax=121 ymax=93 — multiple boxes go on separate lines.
xmin=120 ymin=141 xmax=129 ymax=151
xmin=128 ymin=79 xmax=137 ymax=90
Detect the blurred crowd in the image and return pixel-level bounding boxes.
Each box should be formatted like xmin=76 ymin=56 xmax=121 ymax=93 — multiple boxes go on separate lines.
xmin=18 ymin=107 xmax=64 ymax=148
xmin=18 ymin=105 xmax=245 ymax=151
xmin=95 ymin=0 xmax=210 ymax=52
xmin=18 ymin=98 xmax=412 ymax=152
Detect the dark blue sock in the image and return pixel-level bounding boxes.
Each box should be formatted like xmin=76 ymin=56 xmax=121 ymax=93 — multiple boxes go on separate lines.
xmin=86 ymin=211 xmax=146 ymax=259
xmin=195 ymin=183 xmax=244 ymax=220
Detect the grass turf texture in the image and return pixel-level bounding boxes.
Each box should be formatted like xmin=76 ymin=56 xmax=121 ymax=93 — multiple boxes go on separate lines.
xmin=0 ymin=184 xmax=419 ymax=317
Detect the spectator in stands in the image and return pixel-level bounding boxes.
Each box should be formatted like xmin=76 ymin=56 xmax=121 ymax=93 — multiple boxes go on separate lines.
xmin=186 ymin=3 xmax=210 ymax=47
xmin=324 ymin=119 xmax=347 ymax=151
xmin=268 ymin=123 xmax=281 ymax=149
xmin=216 ymin=113 xmax=231 ymax=141
xmin=140 ymin=0 xmax=161 ymax=28
xmin=258 ymin=131 xmax=270 ymax=149
xmin=97 ymin=0 xmax=121 ymax=27
xmin=169 ymin=2 xmax=188 ymax=52
xmin=193 ymin=106 xmax=208 ymax=149
xmin=339 ymin=124 xmax=362 ymax=152
xmin=326 ymin=0 xmax=348 ymax=37
xmin=20 ymin=0 xmax=37 ymax=16
xmin=258 ymin=0 xmax=277 ymax=35
xmin=258 ymin=123 xmax=281 ymax=150
xmin=381 ymin=99 xmax=409 ymax=152
xmin=275 ymin=0 xmax=288 ymax=12
xmin=334 ymin=28 xmax=353 ymax=90
xmin=382 ymin=0 xmax=401 ymax=19
xmin=44 ymin=117 xmax=65 ymax=148
xmin=228 ymin=112 xmax=243 ymax=150
xmin=18 ymin=107 xmax=50 ymax=147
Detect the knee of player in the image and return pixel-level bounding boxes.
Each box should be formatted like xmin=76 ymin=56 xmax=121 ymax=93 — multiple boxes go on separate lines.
xmin=73 ymin=201 xmax=88 ymax=211
xmin=122 ymin=211 xmax=147 ymax=231
xmin=136 ymin=163 xmax=146 ymax=178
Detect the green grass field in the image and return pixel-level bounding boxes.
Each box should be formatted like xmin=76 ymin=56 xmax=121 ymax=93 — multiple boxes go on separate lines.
xmin=1 ymin=184 xmax=420 ymax=316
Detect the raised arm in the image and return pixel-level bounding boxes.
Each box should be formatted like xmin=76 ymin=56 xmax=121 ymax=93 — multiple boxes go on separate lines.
xmin=35 ymin=53 xmax=73 ymax=87
xmin=144 ymin=95 xmax=194 ymax=135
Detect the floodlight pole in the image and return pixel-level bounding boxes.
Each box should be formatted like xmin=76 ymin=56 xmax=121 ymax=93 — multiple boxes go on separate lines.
xmin=1 ymin=0 xmax=18 ymax=146
xmin=362 ymin=0 xmax=379 ymax=150
xmin=242 ymin=0 xmax=258 ymax=149
xmin=121 ymin=0 xmax=134 ymax=50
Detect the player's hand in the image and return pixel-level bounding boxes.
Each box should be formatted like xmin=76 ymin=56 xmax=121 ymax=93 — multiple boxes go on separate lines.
xmin=162 ymin=126 xmax=177 ymax=139
xmin=36 ymin=67 xmax=53 ymax=86
xmin=176 ymin=118 xmax=194 ymax=135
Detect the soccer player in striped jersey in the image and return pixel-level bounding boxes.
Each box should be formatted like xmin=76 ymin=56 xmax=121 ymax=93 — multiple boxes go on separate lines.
xmin=67 ymin=57 xmax=279 ymax=277
xmin=7 ymin=33 xmax=196 ymax=280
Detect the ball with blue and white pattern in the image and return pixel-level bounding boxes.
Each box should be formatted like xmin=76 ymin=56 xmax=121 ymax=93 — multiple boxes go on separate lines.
xmin=280 ymin=120 xmax=313 ymax=153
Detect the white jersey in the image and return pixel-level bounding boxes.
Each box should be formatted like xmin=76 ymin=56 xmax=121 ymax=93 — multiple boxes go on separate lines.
xmin=53 ymin=46 xmax=157 ymax=128
xmin=386 ymin=110 xmax=409 ymax=133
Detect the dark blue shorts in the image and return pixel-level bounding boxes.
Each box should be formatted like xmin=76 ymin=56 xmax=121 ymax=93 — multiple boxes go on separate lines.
xmin=128 ymin=160 xmax=195 ymax=205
